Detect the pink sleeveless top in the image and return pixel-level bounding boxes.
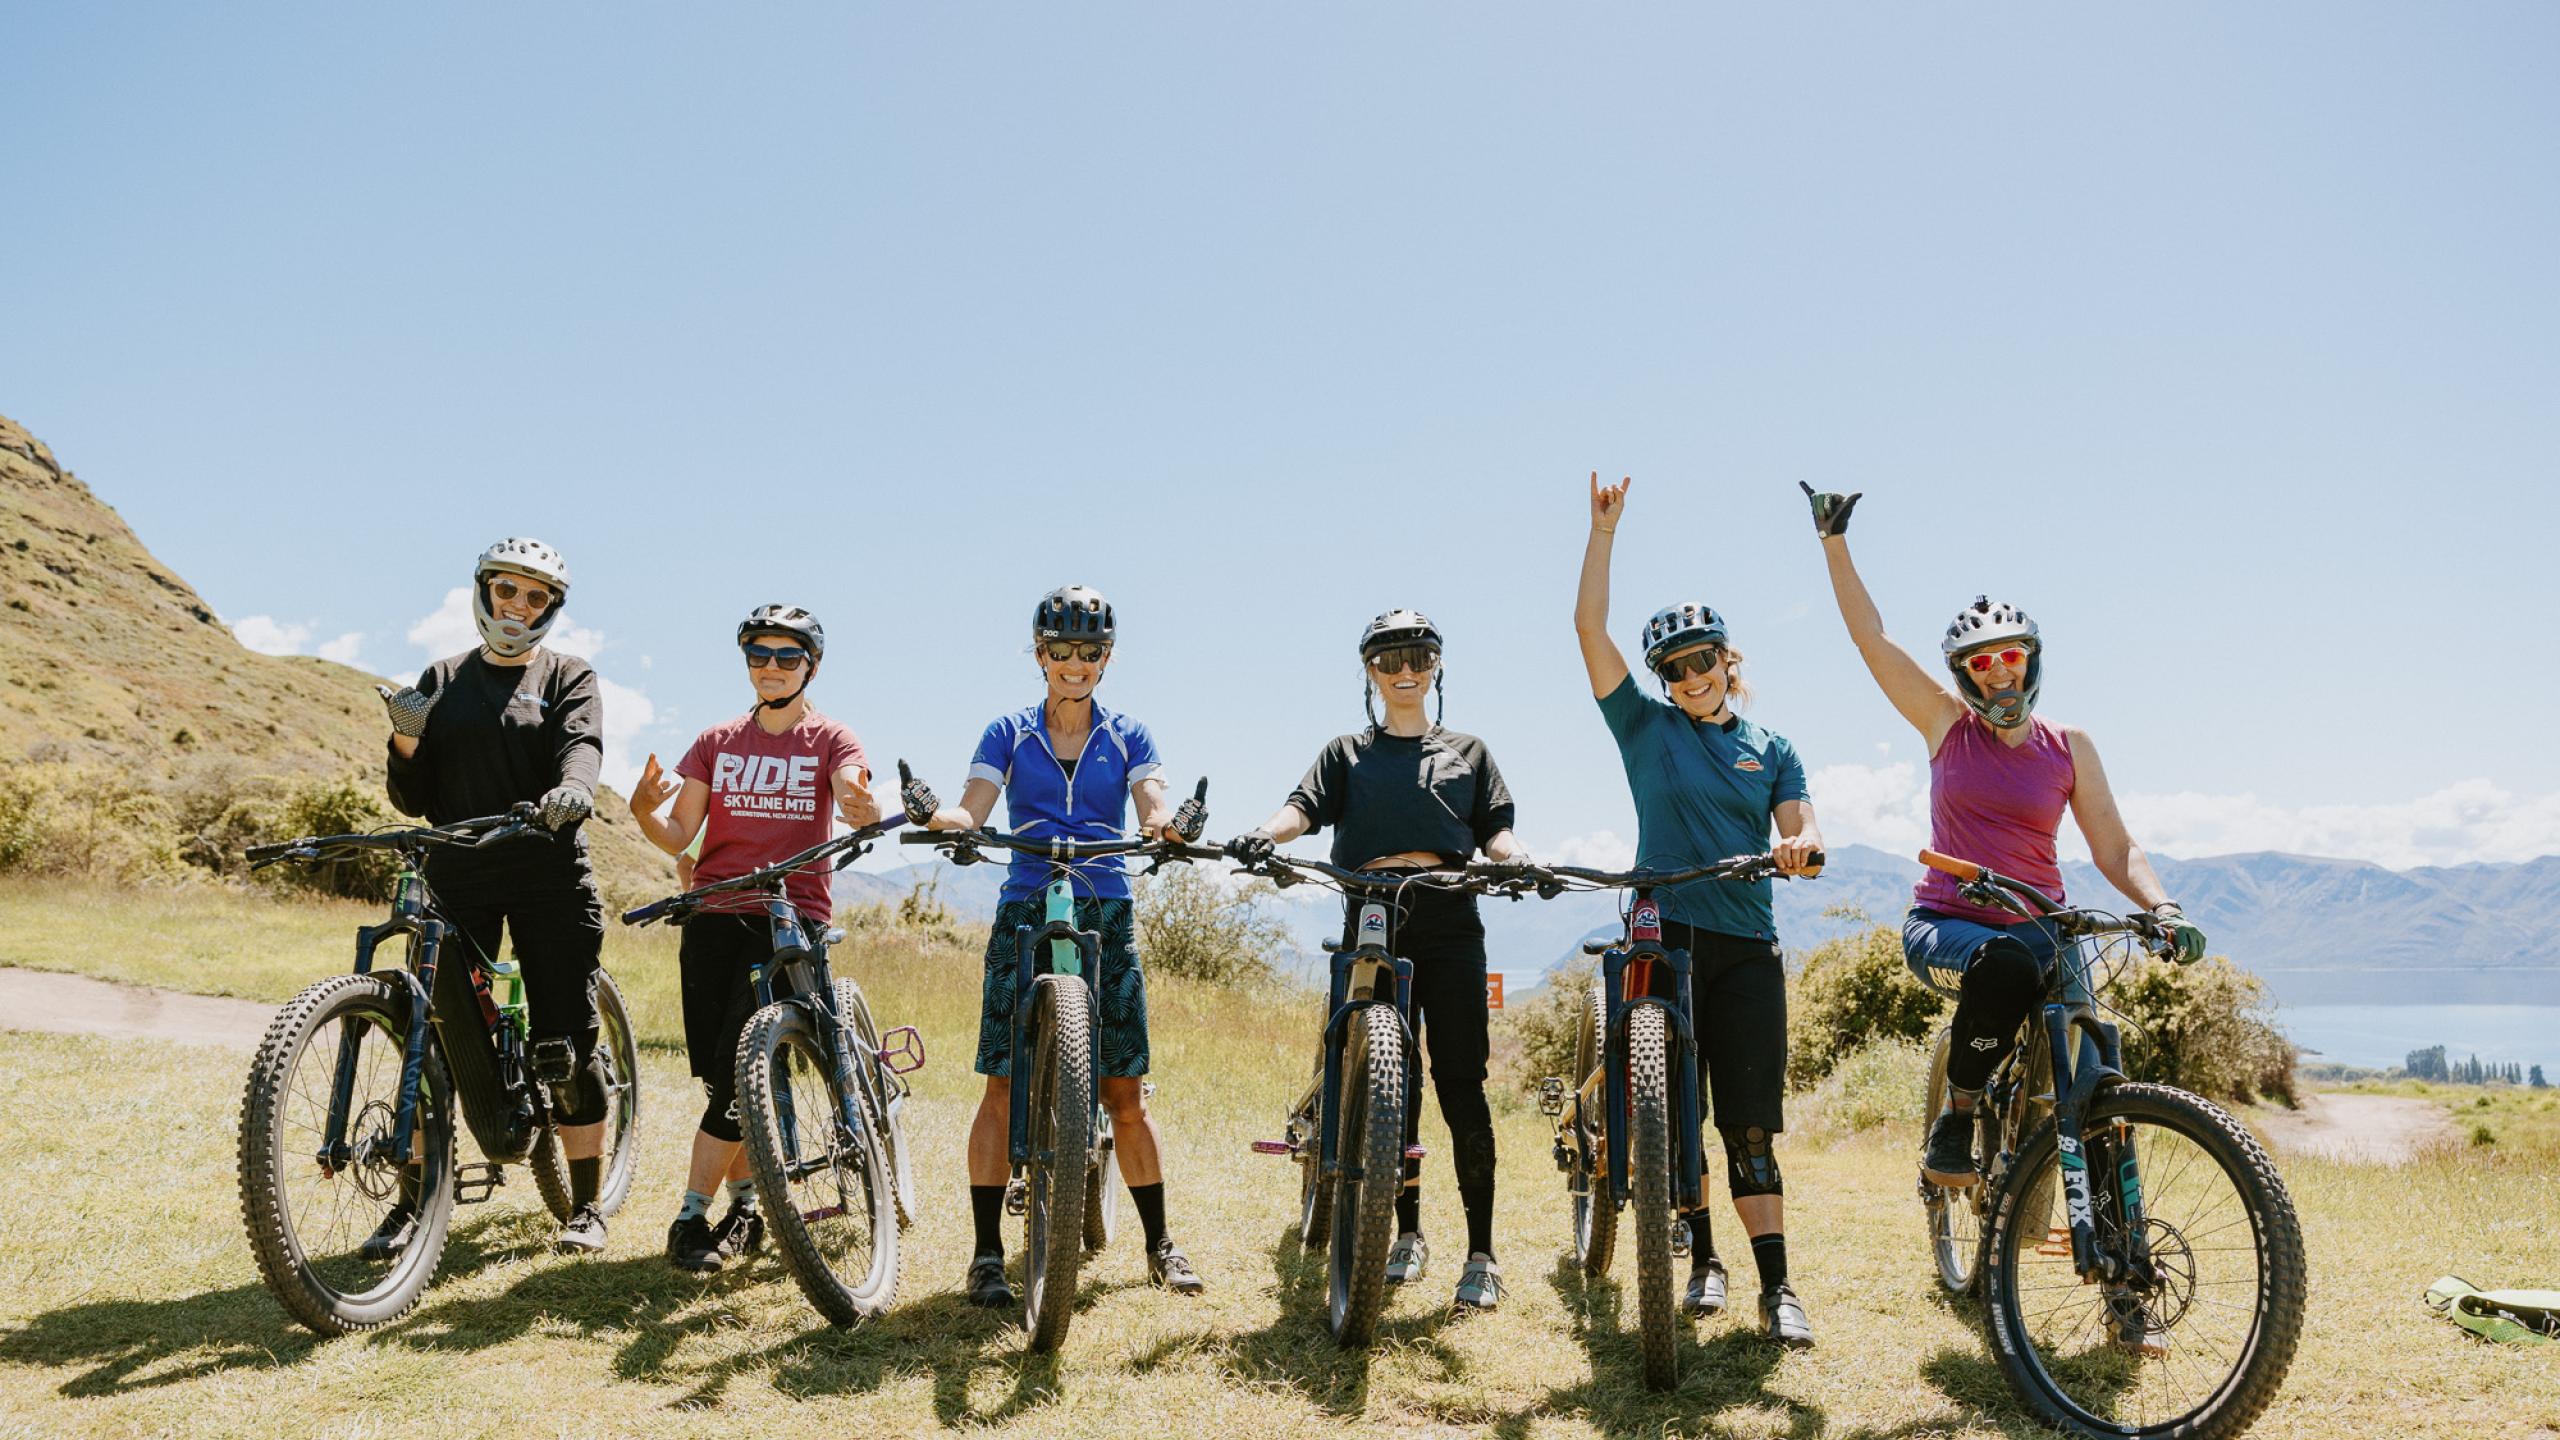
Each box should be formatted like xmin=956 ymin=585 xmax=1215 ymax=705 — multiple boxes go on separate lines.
xmin=1913 ymin=713 xmax=2075 ymax=925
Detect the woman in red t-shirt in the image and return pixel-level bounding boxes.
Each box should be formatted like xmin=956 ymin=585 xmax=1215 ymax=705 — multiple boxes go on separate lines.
xmin=630 ymin=605 xmax=879 ymax=1274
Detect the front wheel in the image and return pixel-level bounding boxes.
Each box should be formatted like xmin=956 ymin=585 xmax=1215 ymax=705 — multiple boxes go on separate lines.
xmin=1626 ymin=1005 xmax=1678 ymax=1390
xmin=238 ymin=974 xmax=457 ymax=1335
xmin=736 ymin=997 xmax=899 ymax=1325
xmin=1022 ymin=975 xmax=1093 ymax=1352
xmin=1569 ymin=985 xmax=1617 ymax=1277
xmin=531 ymin=969 xmax=643 ymax=1221
xmin=1983 ymin=1083 xmax=2306 ymax=1439
xmin=1327 ymin=1003 xmax=1406 ymax=1347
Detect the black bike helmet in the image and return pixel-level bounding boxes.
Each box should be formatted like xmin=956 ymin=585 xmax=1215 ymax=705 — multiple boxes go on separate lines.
xmin=1940 ymin=595 xmax=2042 ymax=729
xmin=737 ymin=604 xmax=824 ymax=661
xmin=1034 ymin=585 xmax=1115 ymax=645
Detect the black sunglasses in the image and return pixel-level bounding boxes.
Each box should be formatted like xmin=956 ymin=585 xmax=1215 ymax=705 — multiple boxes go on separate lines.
xmin=743 ymin=644 xmax=810 ymax=671
xmin=1042 ymin=641 xmax=1109 ymax=663
xmin=1366 ymin=645 xmax=1439 ymax=676
xmin=1654 ymin=647 xmax=1725 ymax=683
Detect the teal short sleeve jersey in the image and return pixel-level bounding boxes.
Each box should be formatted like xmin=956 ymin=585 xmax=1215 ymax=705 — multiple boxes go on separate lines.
xmin=1596 ymin=675 xmax=1810 ymax=940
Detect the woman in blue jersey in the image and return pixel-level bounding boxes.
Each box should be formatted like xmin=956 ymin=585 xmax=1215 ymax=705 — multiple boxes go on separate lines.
xmin=1573 ymin=475 xmax=1825 ymax=1348
xmin=920 ymin=585 xmax=1205 ymax=1307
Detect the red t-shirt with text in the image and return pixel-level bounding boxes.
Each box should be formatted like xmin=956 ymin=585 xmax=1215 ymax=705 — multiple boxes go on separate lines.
xmin=677 ymin=709 xmax=869 ymax=922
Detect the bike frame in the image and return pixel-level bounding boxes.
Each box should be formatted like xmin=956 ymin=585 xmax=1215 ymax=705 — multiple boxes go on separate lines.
xmin=1308 ymin=897 xmax=1422 ymax=1194
xmin=1591 ymin=890 xmax=1707 ymax=1212
xmin=1005 ymin=874 xmax=1107 ymax=1172
xmin=746 ymin=894 xmax=890 ymax=1195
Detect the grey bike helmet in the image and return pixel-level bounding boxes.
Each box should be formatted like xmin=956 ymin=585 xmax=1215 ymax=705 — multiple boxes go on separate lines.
xmin=1358 ymin=608 xmax=1442 ymax=657
xmin=1641 ymin=602 xmax=1728 ymax=673
xmin=1034 ymin=585 xmax=1115 ymax=645
xmin=1941 ymin=595 xmax=2043 ymax=729
xmin=472 ymin=537 xmax=570 ymax=659
xmin=737 ymin=603 xmax=824 ymax=662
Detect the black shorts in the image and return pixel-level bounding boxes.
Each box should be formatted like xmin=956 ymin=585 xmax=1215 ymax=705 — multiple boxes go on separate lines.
xmin=1660 ymin=921 xmax=1787 ymax=1134
xmin=679 ymin=913 xmax=795 ymax=1087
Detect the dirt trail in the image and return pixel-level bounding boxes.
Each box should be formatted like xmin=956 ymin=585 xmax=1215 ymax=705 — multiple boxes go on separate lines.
xmin=2252 ymin=1091 xmax=2461 ymax=1164
xmin=0 ymin=966 xmax=271 ymax=1049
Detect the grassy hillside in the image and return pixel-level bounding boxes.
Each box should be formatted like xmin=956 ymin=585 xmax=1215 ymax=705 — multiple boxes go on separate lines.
xmin=0 ymin=412 xmax=670 ymax=902
xmin=4 ymin=882 xmax=2558 ymax=1438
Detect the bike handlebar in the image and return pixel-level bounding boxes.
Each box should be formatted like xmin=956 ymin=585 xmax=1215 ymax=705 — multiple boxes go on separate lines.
xmin=899 ymin=827 xmax=1215 ymax=865
xmin=244 ymin=804 xmax=544 ymax=869
xmin=1461 ymin=850 xmax=1826 ymax=899
xmin=1916 ymin=849 xmax=2175 ymax=954
xmin=621 ymin=815 xmax=906 ymax=927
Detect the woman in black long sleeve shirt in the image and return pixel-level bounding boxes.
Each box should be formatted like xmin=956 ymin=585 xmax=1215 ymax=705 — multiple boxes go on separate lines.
xmin=376 ymin=537 xmax=616 ymax=1256
xmin=1229 ymin=610 xmax=1526 ymax=1314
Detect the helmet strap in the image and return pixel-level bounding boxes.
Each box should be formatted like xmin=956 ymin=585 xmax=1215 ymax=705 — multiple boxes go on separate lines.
xmin=757 ymin=663 xmax=815 ymax=713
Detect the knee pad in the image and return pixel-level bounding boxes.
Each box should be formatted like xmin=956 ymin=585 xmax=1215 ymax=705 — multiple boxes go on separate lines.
xmin=534 ymin=1030 xmax=610 ymax=1127
xmin=1451 ymin=1125 xmax=1498 ymax=1192
xmin=1721 ymin=1124 xmax=1783 ymax=1198
xmin=1964 ymin=938 xmax=2044 ymax=1008
xmin=698 ymin=1077 xmax=743 ymax=1144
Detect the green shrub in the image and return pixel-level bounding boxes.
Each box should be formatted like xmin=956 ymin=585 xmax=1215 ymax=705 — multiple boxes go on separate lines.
xmin=1794 ymin=1036 xmax=1931 ymax=1139
xmin=0 ymin=761 xmax=182 ymax=882
xmin=1787 ymin=921 xmax=1947 ymax=1090
xmin=1131 ymin=864 xmax=1293 ymax=987
xmin=1505 ymin=958 xmax=1595 ymax=1097
xmin=2109 ymin=954 xmax=2298 ymax=1107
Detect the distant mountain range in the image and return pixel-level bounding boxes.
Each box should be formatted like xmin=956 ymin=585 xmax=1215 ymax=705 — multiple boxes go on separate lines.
xmin=842 ymin=842 xmax=2560 ymax=1007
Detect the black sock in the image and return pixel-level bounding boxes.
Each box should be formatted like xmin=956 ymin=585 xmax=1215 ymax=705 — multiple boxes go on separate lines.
xmin=568 ymin=1157 xmax=600 ymax=1208
xmin=1129 ymin=1182 xmax=1168 ymax=1250
xmin=1396 ymin=1185 xmax=1421 ymax=1234
xmin=1751 ymin=1233 xmax=1789 ymax=1293
xmin=970 ymin=1185 xmax=1006 ymax=1256
xmin=1686 ymin=1209 xmax=1717 ymax=1266
xmin=1460 ymin=1177 xmax=1495 ymax=1260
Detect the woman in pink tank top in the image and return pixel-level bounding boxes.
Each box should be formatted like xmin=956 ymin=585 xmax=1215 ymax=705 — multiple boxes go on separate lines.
xmin=1797 ymin=485 xmax=2207 ymax=1195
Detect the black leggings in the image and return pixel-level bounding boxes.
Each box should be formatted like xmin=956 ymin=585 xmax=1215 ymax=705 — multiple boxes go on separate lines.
xmin=1371 ymin=891 xmax=1496 ymax=1245
xmin=434 ymin=873 xmax=610 ymax=1130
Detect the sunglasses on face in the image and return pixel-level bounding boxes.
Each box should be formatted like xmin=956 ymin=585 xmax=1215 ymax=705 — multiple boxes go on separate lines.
xmin=1042 ymin=641 xmax=1109 ymax=664
xmin=1366 ymin=645 xmax=1439 ymax=676
xmin=1962 ymin=646 xmax=2031 ymax=675
xmin=1655 ymin=647 xmax=1725 ymax=683
xmin=488 ymin=578 xmax=555 ymax=611
xmin=743 ymin=644 xmax=810 ymax=671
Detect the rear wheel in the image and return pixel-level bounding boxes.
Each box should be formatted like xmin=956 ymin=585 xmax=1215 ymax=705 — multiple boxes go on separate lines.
xmin=1570 ymin=985 xmax=1617 ymax=1277
xmin=238 ymin=974 xmax=457 ymax=1335
xmin=1022 ymin=976 xmax=1093 ymax=1352
xmin=834 ymin=977 xmax=915 ymax=1229
xmin=1084 ymin=1120 xmax=1120 ymax=1251
xmin=1983 ymin=1083 xmax=2306 ymax=1439
xmin=531 ymin=970 xmax=642 ymax=1221
xmin=1627 ymin=1004 xmax=1678 ymax=1390
xmin=1293 ymin=1070 xmax=1330 ymax=1249
xmin=1921 ymin=1026 xmax=1985 ymax=1296
xmin=1327 ymin=1003 xmax=1405 ymax=1346
xmin=736 ymin=997 xmax=899 ymax=1325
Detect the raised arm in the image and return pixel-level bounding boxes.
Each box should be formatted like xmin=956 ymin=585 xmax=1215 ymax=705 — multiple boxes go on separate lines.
xmin=1575 ymin=472 xmax=1634 ymax=699
xmin=1801 ymin=484 xmax=1966 ymax=750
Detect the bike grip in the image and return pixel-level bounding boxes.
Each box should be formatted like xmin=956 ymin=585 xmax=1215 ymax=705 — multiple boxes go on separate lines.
xmin=619 ymin=900 xmax=666 ymax=926
xmin=1917 ymin=849 xmax=1979 ymax=881
xmin=1801 ymin=848 xmax=1825 ymax=875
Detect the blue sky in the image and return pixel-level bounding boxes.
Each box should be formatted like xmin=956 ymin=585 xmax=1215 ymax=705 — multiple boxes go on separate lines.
xmin=6 ymin=4 xmax=2556 ymax=872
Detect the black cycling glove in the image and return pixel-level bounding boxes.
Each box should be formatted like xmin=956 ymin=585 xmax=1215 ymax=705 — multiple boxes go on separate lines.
xmin=1224 ymin=829 xmax=1275 ymax=865
xmin=1798 ymin=480 xmax=1862 ymax=538
xmin=1170 ymin=780 xmax=1208 ymax=843
xmin=896 ymin=761 xmax=940 ymax=827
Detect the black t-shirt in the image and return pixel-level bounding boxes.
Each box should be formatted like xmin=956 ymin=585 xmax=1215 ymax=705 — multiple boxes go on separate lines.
xmin=1285 ymin=725 xmax=1516 ymax=870
xmin=384 ymin=648 xmax=602 ymax=882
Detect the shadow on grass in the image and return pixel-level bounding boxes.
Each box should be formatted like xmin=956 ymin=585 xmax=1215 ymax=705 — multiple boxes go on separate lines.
xmin=1126 ymin=1222 xmax=1465 ymax=1419
xmin=0 ymin=1212 xmax=524 ymax=1398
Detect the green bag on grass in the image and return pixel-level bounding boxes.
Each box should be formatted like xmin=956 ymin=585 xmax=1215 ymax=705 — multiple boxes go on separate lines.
xmin=2424 ymin=1275 xmax=2560 ymax=1345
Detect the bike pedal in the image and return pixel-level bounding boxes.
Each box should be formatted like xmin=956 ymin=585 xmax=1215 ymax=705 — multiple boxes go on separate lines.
xmin=876 ymin=1025 xmax=927 ymax=1075
xmin=453 ymin=1162 xmax=505 ymax=1205
xmin=1250 ymin=1140 xmax=1295 ymax=1156
xmin=1004 ymin=1177 xmax=1028 ymax=1217
xmin=1536 ymin=1077 xmax=1566 ymax=1117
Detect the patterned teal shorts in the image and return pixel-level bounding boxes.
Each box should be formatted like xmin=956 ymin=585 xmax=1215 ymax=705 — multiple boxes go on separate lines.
xmin=976 ymin=897 xmax=1149 ymax=1078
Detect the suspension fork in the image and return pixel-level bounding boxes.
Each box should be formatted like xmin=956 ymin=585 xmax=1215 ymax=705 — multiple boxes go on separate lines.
xmin=2043 ymin=998 xmax=2133 ymax=1279
xmin=1008 ymin=899 xmax=1104 ymax=1170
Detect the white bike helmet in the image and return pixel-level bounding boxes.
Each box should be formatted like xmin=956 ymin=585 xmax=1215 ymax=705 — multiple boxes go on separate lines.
xmin=473 ymin=538 xmax=570 ymax=658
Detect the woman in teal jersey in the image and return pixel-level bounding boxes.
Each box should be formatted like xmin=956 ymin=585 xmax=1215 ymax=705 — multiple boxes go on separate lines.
xmin=1574 ymin=474 xmax=1825 ymax=1348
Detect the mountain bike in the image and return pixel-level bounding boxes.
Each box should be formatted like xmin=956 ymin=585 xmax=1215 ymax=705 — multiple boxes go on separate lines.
xmin=1512 ymin=852 xmax=1820 ymax=1389
xmin=238 ymin=806 xmax=642 ymax=1334
xmin=621 ymin=814 xmax=922 ymax=1325
xmin=1244 ymin=856 xmax=1520 ymax=1346
xmin=901 ymin=783 xmax=1211 ymax=1352
xmin=1913 ymin=849 xmax=2305 ymax=1440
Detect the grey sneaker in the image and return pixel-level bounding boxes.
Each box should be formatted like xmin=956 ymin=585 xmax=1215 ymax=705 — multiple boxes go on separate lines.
xmin=1148 ymin=1238 xmax=1205 ymax=1295
xmin=1760 ymin=1283 xmax=1813 ymax=1349
xmin=1385 ymin=1232 xmax=1429 ymax=1286
xmin=361 ymin=1203 xmax=418 ymax=1262
xmin=1452 ymin=1253 xmax=1504 ymax=1313
xmin=1921 ymin=1108 xmax=1979 ymax=1188
xmin=1683 ymin=1258 xmax=1728 ymax=1318
xmin=555 ymin=1202 xmax=607 ymax=1256
xmin=965 ymin=1250 xmax=1016 ymax=1308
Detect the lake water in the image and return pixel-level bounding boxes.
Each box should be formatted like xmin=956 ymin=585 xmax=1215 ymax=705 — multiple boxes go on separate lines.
xmin=2274 ymin=1004 xmax=2560 ymax=1073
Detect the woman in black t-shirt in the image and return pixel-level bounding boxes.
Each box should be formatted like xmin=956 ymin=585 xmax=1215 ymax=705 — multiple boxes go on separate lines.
xmin=377 ymin=538 xmax=617 ymax=1258
xmin=1228 ymin=610 xmax=1525 ymax=1313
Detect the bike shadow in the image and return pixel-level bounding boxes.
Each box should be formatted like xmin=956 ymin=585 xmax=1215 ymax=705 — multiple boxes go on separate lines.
xmin=1126 ymin=1222 xmax=1463 ymax=1419
xmin=0 ymin=1212 xmax=522 ymax=1399
xmin=1541 ymin=1254 xmax=1826 ymax=1429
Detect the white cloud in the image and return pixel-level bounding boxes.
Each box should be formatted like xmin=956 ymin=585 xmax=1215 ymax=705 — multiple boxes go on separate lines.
xmin=1540 ymin=830 xmax=1638 ymax=871
xmin=232 ymin=615 xmax=310 ymax=655
xmin=551 ymin=619 xmax=608 ymax=660
xmin=406 ymin=587 xmax=479 ymax=658
xmin=234 ymin=615 xmax=371 ymax=672
xmin=591 ymin=673 xmax=656 ymax=794
xmin=1806 ymin=761 xmax=2560 ymax=870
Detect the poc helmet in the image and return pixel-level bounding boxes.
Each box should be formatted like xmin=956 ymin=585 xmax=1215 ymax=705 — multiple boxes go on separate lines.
xmin=1641 ymin=602 xmax=1728 ymax=673
xmin=1034 ymin=585 xmax=1116 ymax=646
xmin=1358 ymin=608 xmax=1443 ymax=658
xmin=1940 ymin=595 xmax=2043 ymax=729
xmin=472 ymin=538 xmax=570 ymax=659
xmin=737 ymin=604 xmax=824 ymax=661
